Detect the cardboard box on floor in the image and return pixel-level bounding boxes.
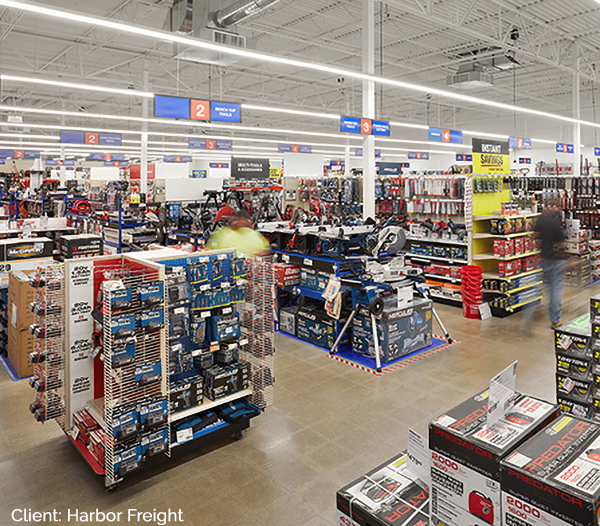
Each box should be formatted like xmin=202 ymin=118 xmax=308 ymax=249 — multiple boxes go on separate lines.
xmin=7 ymin=269 xmax=37 ymax=378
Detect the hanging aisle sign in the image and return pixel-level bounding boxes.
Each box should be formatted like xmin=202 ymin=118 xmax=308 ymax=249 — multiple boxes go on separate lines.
xmin=379 ymin=162 xmax=403 ymax=175
xmin=278 ymin=144 xmax=312 ymax=153
xmin=595 ymin=148 xmax=600 ymax=157
xmin=472 ymin=138 xmax=510 ymax=173
xmin=154 ymin=95 xmax=241 ymax=123
xmin=428 ymin=127 xmax=463 ymax=144
xmin=519 ymin=158 xmax=532 ymax=164
xmin=341 ymin=116 xmax=390 ymax=136
xmin=556 ymin=143 xmax=574 ymax=153
xmin=408 ymin=152 xmax=430 ymax=160
xmin=456 ymin=154 xmax=473 ymax=162
xmin=509 ymin=137 xmax=532 ymax=150
xmin=188 ymin=138 xmax=233 ymax=151
xmin=231 ymin=157 xmax=270 ymax=179
xmin=0 ymin=150 xmax=40 ymax=159
xmin=60 ymin=130 xmax=122 ymax=146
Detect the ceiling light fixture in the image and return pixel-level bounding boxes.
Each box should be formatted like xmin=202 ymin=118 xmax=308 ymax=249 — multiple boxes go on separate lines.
xmin=0 ymin=74 xmax=154 ymax=98
xmin=1 ymin=1 xmax=598 ymax=131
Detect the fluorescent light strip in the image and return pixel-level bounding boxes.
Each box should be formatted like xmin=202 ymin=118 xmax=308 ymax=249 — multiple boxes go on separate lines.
xmin=1 ymin=74 xmax=153 ymax=98
xmin=242 ymin=104 xmax=339 ymax=120
xmin=463 ymin=130 xmax=509 ymax=139
xmin=389 ymin=121 xmax=429 ymax=130
xmin=376 ymin=137 xmax=470 ymax=149
xmin=1 ymin=1 xmax=599 ymax=131
xmin=0 ymin=133 xmax=60 ymax=140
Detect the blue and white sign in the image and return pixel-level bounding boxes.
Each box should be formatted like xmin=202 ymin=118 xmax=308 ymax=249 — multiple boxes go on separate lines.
xmin=428 ymin=128 xmax=443 ymax=141
xmin=210 ymin=163 xmax=229 ymax=169
xmin=46 ymin=160 xmax=58 ymax=166
xmin=450 ymin=130 xmax=463 ymax=144
xmin=456 ymin=154 xmax=473 ymax=162
xmin=120 ymin=161 xmax=129 ymax=167
xmin=341 ymin=116 xmax=361 ymax=134
xmin=104 ymin=161 xmax=117 ymax=166
xmin=0 ymin=150 xmax=14 ymax=158
xmin=0 ymin=160 xmax=5 ymax=165
xmin=23 ymin=151 xmax=40 ymax=159
xmin=402 ymin=163 xmax=410 ymax=168
xmin=595 ymin=147 xmax=600 ymax=157
xmin=216 ymin=140 xmax=233 ymax=151
xmin=408 ymin=152 xmax=429 ymax=160
xmin=355 ymin=148 xmax=363 ymax=157
xmin=523 ymin=139 xmax=532 ymax=150
xmin=278 ymin=144 xmax=292 ymax=153
xmin=379 ymin=162 xmax=403 ymax=175
xmin=154 ymin=95 xmax=190 ymax=119
xmin=556 ymin=143 xmax=574 ymax=153
xmin=99 ymin=133 xmax=122 ymax=146
xmin=372 ymin=120 xmax=390 ymax=137
xmin=63 ymin=160 xmax=75 ymax=166
xmin=519 ymin=158 xmax=532 ymax=164
xmin=429 ymin=127 xmax=462 ymax=144
xmin=181 ymin=156 xmax=192 ymax=163
xmin=376 ymin=149 xmax=381 ymax=158
xmin=329 ymin=160 xmax=345 ymax=168
xmin=210 ymin=102 xmax=241 ymax=123
xmin=163 ymin=156 xmax=176 ymax=163
xmin=509 ymin=137 xmax=518 ymax=149
xmin=90 ymin=153 xmax=104 ymax=161
xmin=111 ymin=153 xmax=125 ymax=161
xmin=299 ymin=145 xmax=312 ymax=154
xmin=60 ymin=130 xmax=85 ymax=144
xmin=189 ymin=138 xmax=206 ymax=149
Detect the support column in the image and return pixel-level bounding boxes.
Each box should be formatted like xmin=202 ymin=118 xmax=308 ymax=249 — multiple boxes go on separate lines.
xmin=344 ymin=143 xmax=351 ymax=177
xmin=362 ymin=0 xmax=376 ymax=220
xmin=573 ymin=54 xmax=581 ymax=177
xmin=59 ymin=102 xmax=66 ymax=187
xmin=141 ymin=60 xmax=149 ymax=196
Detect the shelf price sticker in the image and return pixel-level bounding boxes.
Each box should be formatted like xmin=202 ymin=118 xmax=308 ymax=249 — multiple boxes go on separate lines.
xmin=176 ymin=428 xmax=193 ymax=444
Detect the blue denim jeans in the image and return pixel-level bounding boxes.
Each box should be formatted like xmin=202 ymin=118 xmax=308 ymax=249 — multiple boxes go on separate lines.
xmin=542 ymin=258 xmax=566 ymax=325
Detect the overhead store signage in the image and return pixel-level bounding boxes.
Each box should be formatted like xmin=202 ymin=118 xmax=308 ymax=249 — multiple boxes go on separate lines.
xmin=163 ymin=155 xmax=193 ymax=163
xmin=428 ymin=127 xmax=463 ymax=144
xmin=278 ymin=144 xmax=312 ymax=153
xmin=231 ymin=157 xmax=270 ymax=179
xmin=509 ymin=137 xmax=532 ymax=150
xmin=408 ymin=152 xmax=429 ymax=160
xmin=556 ymin=143 xmax=574 ymax=153
xmin=379 ymin=162 xmax=403 ymax=175
xmin=472 ymin=138 xmax=510 ymax=174
xmin=329 ymin=160 xmax=345 ymax=168
xmin=402 ymin=163 xmax=410 ymax=168
xmin=0 ymin=149 xmax=40 ymax=159
xmin=63 ymin=160 xmax=75 ymax=166
xmin=46 ymin=160 xmax=59 ymax=166
xmin=104 ymin=160 xmax=129 ymax=167
xmin=188 ymin=138 xmax=233 ymax=151
xmin=209 ymin=163 xmax=229 ymax=169
xmin=354 ymin=148 xmax=381 ymax=157
xmin=456 ymin=154 xmax=473 ymax=162
xmin=60 ymin=130 xmax=122 ymax=146
xmin=595 ymin=147 xmax=600 ymax=157
xmin=90 ymin=153 xmax=126 ymax=161
xmin=154 ymin=95 xmax=241 ymax=123
xmin=341 ymin=116 xmax=390 ymax=136
xmin=519 ymin=158 xmax=532 ymax=164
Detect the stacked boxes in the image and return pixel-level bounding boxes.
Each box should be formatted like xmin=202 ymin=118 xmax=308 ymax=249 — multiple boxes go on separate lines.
xmin=352 ymin=299 xmax=433 ymax=362
xmin=336 ymin=452 xmax=429 ymax=526
xmin=296 ymin=306 xmax=339 ymax=349
xmin=429 ymin=389 xmax=559 ymax=526
xmin=7 ymin=270 xmax=35 ymax=377
xmin=555 ymin=305 xmax=598 ymax=419
xmin=500 ymin=415 xmax=600 ymax=526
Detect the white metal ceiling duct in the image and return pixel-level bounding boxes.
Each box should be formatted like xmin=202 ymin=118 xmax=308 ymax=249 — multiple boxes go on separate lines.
xmin=213 ymin=0 xmax=282 ymax=28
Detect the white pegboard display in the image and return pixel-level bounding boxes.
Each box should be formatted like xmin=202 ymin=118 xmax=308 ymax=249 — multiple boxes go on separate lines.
xmin=240 ymin=258 xmax=275 ymax=410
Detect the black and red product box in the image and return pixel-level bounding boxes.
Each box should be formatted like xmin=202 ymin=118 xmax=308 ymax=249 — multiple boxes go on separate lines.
xmin=429 ymin=389 xmax=559 ymax=526
xmin=59 ymin=234 xmax=103 ymax=261
xmin=500 ymin=414 xmax=600 ymax=526
xmin=336 ymin=452 xmax=429 ymax=526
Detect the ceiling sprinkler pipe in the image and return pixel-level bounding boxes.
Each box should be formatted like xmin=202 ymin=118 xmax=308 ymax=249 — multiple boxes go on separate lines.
xmin=213 ymin=0 xmax=281 ymax=28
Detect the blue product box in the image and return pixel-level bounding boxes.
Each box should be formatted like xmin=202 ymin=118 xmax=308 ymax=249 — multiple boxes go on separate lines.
xmin=141 ymin=428 xmax=169 ymax=458
xmin=137 ymin=282 xmax=164 ymax=309
xmin=112 ymin=404 xmax=139 ymax=442
xmin=137 ymin=309 xmax=165 ymax=331
xmin=191 ymin=318 xmax=207 ymax=345
xmin=138 ymin=397 xmax=168 ymax=430
xmin=113 ymin=441 xmax=143 ymax=478
xmin=135 ymin=362 xmax=162 ymax=387
xmin=210 ymin=253 xmax=230 ymax=285
xmin=352 ymin=298 xmax=433 ymax=362
xmin=190 ymin=257 xmax=210 ymax=287
xmin=231 ymin=258 xmax=247 ymax=279
xmin=111 ymin=342 xmax=135 ymax=369
xmin=111 ymin=315 xmax=136 ymax=339
xmin=209 ymin=312 xmax=240 ymax=343
xmin=295 ymin=307 xmax=340 ymax=349
xmin=110 ymin=288 xmax=132 ymax=312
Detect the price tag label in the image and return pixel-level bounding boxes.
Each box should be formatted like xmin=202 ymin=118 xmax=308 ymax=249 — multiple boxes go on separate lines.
xmin=282 ymin=254 xmax=290 ymax=263
xmin=199 ymin=257 xmax=209 ymax=263
xmin=176 ymin=428 xmax=193 ymax=444
xmin=218 ymin=254 xmax=228 ymax=260
xmin=201 ymin=311 xmax=211 ymax=319
xmin=192 ymin=350 xmax=203 ymax=357
xmin=174 ymin=307 xmax=185 ymax=315
xmin=562 ymin=376 xmax=575 ymax=394
xmin=303 ymin=258 xmax=313 ymax=267
xmin=240 ymin=338 xmax=249 ymax=346
xmin=223 ymin=307 xmax=232 ymax=314
xmin=200 ymin=284 xmax=211 ymax=291
xmin=228 ymin=343 xmax=238 ymax=350
xmin=221 ymin=282 xmax=231 ymax=289
xmin=68 ymin=426 xmax=80 ymax=441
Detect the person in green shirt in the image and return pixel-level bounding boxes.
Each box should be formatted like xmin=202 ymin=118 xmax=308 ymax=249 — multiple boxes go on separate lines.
xmin=207 ymin=210 xmax=271 ymax=257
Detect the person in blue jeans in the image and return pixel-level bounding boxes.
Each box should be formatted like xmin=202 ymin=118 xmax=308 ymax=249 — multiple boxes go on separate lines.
xmin=533 ymin=206 xmax=566 ymax=328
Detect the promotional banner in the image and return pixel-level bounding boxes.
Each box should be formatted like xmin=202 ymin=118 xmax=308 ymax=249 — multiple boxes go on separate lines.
xmin=472 ymin=138 xmax=510 ymax=174
xmin=231 ymin=157 xmax=270 ymax=179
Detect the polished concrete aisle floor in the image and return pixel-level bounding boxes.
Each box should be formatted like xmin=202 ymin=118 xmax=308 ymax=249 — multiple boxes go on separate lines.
xmin=1 ymin=284 xmax=596 ymax=525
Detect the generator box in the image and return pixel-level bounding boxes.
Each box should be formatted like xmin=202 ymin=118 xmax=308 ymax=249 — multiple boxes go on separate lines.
xmin=429 ymin=389 xmax=559 ymax=526
xmin=500 ymin=415 xmax=600 ymax=526
xmin=336 ymin=452 xmax=429 ymax=526
xmin=59 ymin=234 xmax=103 ymax=260
xmin=296 ymin=306 xmax=340 ymax=349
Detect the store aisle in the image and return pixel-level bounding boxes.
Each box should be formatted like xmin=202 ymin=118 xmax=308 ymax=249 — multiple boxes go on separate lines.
xmin=0 ymin=284 xmax=596 ymax=526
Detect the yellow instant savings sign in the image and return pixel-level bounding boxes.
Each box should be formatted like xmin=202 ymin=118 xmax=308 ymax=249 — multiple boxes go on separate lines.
xmin=472 ymin=138 xmax=510 ymax=174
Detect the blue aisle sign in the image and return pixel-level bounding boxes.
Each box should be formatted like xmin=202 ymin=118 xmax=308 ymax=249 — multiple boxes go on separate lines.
xmin=519 ymin=158 xmax=532 ymax=164
xmin=299 ymin=145 xmax=312 ymax=154
xmin=210 ymin=163 xmax=229 ymax=169
xmin=341 ymin=116 xmax=361 ymax=134
xmin=63 ymin=160 xmax=75 ymax=166
xmin=408 ymin=152 xmax=430 ymax=160
xmin=379 ymin=162 xmax=403 ymax=175
xmin=372 ymin=120 xmax=390 ymax=137
xmin=60 ymin=130 xmax=85 ymax=144
xmin=181 ymin=156 xmax=192 ymax=163
xmin=111 ymin=153 xmax=125 ymax=161
xmin=99 ymin=133 xmax=122 ymax=146
xmin=90 ymin=153 xmax=104 ymax=161
xmin=556 ymin=143 xmax=574 ymax=153
xmin=189 ymin=138 xmax=206 ymax=149
xmin=278 ymin=144 xmax=292 ymax=153
xmin=279 ymin=144 xmax=312 ymax=153
xmin=402 ymin=163 xmax=410 ymax=168
xmin=210 ymin=102 xmax=241 ymax=123
xmin=595 ymin=147 xmax=600 ymax=157
xmin=429 ymin=127 xmax=463 ymax=144
xmin=216 ymin=140 xmax=233 ymax=151
xmin=46 ymin=160 xmax=57 ymax=166
xmin=154 ymin=95 xmax=190 ymax=119
xmin=376 ymin=149 xmax=381 ymax=158
xmin=60 ymin=130 xmax=122 ymax=146
xmin=509 ymin=137 xmax=532 ymax=150
xmin=456 ymin=154 xmax=473 ymax=162
xmin=355 ymin=148 xmax=363 ymax=157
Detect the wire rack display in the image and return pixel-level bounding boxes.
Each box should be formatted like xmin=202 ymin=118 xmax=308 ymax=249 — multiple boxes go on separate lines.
xmin=29 ymin=264 xmax=66 ymax=428
xmin=103 ymin=270 xmax=168 ymax=489
xmin=239 ymin=258 xmax=275 ymax=410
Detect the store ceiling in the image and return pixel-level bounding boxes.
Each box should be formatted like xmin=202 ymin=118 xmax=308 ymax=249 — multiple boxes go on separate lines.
xmin=2 ymin=0 xmax=600 ymax=154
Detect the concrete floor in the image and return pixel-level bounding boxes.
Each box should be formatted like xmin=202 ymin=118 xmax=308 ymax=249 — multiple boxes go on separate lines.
xmin=0 ymin=284 xmax=596 ymax=525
